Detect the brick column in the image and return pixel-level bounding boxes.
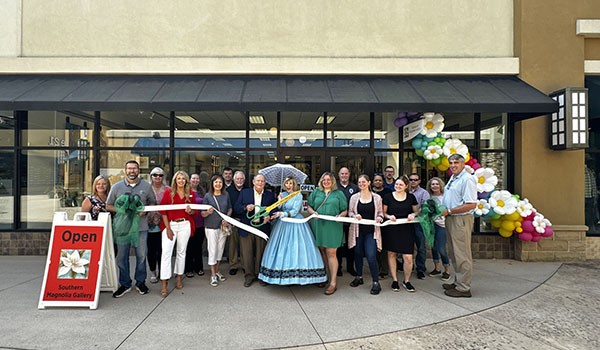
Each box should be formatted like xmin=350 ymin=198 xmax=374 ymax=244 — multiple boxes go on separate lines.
xmin=515 ymin=225 xmax=587 ymax=261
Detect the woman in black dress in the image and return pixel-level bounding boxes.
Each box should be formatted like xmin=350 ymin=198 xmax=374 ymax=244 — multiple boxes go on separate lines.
xmin=382 ymin=176 xmax=419 ymax=292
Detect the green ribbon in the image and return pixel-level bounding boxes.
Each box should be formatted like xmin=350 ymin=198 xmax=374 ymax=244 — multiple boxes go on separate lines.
xmin=113 ymin=193 xmax=145 ymax=247
xmin=418 ymin=198 xmax=446 ymax=248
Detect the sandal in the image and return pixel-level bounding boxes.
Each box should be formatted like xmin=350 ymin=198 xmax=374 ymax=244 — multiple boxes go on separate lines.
xmin=176 ymin=276 xmax=183 ymax=289
xmin=160 ymin=287 xmax=169 ymax=298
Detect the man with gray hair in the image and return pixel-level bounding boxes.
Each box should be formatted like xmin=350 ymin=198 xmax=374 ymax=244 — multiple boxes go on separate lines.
xmin=226 ymin=170 xmax=247 ymax=275
xmin=441 ymin=154 xmax=477 ymax=298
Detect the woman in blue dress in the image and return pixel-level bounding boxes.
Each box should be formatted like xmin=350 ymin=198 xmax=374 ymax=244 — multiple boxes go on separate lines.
xmin=259 ymin=176 xmax=327 ymax=285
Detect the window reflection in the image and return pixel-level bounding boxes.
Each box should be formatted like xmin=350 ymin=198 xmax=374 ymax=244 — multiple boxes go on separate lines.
xmin=375 ymin=112 xmax=400 ymax=149
xmin=175 ymin=111 xmax=246 ymax=148
xmin=101 ymin=111 xmax=169 ymax=148
xmin=23 ymin=111 xmax=94 ymax=147
xmin=280 ymin=112 xmax=323 ymax=148
xmin=327 ymin=112 xmax=370 ymax=148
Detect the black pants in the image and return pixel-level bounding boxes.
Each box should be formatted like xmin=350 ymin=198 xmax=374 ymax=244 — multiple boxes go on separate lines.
xmin=337 ymin=224 xmax=355 ymax=274
xmin=147 ymin=231 xmax=162 ymax=273
xmin=185 ymin=227 xmax=205 ymax=273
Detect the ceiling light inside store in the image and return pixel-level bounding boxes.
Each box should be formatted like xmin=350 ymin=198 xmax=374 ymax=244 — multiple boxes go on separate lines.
xmin=316 ymin=116 xmax=336 ymax=124
xmin=176 ymin=115 xmax=199 ymax=124
xmin=249 ymin=115 xmax=265 ymax=124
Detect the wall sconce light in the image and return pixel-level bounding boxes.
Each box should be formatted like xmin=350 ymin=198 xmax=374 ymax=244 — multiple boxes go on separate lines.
xmin=549 ymin=87 xmax=588 ymax=150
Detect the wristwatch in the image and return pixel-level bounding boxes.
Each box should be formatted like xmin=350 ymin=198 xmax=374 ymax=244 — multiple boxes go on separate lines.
xmin=448 ymin=208 xmax=452 ymax=215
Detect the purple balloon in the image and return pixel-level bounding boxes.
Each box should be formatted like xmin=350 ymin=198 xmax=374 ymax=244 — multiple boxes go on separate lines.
xmin=394 ymin=117 xmax=409 ymax=128
xmin=478 ymin=191 xmax=489 ymax=199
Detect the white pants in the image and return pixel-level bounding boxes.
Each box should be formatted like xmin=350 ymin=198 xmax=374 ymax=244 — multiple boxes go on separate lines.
xmin=160 ymin=220 xmax=191 ymax=280
xmin=205 ymin=227 xmax=227 ymax=266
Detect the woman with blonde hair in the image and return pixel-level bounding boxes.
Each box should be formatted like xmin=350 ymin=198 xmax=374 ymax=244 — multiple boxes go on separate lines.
xmin=159 ymin=170 xmax=198 ymax=297
xmin=426 ymin=177 xmax=451 ymax=281
xmin=307 ymin=172 xmax=348 ymax=295
xmin=259 ymin=176 xmax=327 ymax=285
xmin=81 ymin=175 xmax=111 ymax=220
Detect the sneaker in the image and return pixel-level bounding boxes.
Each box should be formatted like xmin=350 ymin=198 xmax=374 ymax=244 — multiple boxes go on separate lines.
xmin=197 ymin=270 xmax=205 ymax=276
xmin=417 ymin=271 xmax=426 ymax=280
xmin=429 ymin=269 xmax=441 ymax=277
xmin=443 ymin=283 xmax=456 ymax=290
xmin=391 ymin=281 xmax=400 ymax=292
xmin=441 ymin=272 xmax=451 ymax=282
xmin=149 ymin=271 xmax=158 ymax=284
xmin=403 ymin=281 xmax=416 ymax=292
xmin=216 ymin=272 xmax=227 ymax=282
xmin=185 ymin=272 xmax=194 ymax=278
xmin=370 ymin=282 xmax=382 ymax=295
xmin=113 ymin=286 xmax=131 ymax=298
xmin=444 ymin=288 xmax=471 ymax=298
xmin=136 ymin=283 xmax=150 ymax=295
xmin=210 ymin=275 xmax=218 ymax=287
xmin=350 ymin=277 xmax=364 ymax=287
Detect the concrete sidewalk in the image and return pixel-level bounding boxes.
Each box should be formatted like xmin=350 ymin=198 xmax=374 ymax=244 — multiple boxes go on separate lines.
xmin=0 ymin=256 xmax=597 ymax=349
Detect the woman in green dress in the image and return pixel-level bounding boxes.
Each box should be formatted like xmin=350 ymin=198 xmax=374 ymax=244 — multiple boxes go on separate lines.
xmin=307 ymin=172 xmax=348 ymax=295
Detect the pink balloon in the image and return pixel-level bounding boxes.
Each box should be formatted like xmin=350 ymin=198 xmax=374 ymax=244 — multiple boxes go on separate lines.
xmin=521 ymin=220 xmax=535 ymax=233
xmin=524 ymin=213 xmax=536 ymax=221
xmin=531 ymin=235 xmax=542 ymax=242
xmin=472 ymin=163 xmax=481 ymax=170
xmin=518 ymin=232 xmax=533 ymax=241
xmin=542 ymin=226 xmax=554 ymax=237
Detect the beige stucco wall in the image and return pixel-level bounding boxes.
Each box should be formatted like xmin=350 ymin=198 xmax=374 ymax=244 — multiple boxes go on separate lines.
xmin=0 ymin=0 xmax=21 ymax=57
xmin=515 ymin=0 xmax=600 ymax=227
xmin=0 ymin=0 xmax=515 ymax=74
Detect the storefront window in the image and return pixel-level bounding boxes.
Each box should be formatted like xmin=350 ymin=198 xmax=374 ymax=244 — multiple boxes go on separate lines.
xmin=249 ymin=111 xmax=276 ymax=148
xmin=173 ymin=150 xmax=246 ymax=187
xmin=249 ymin=151 xmax=277 ymax=190
xmin=99 ymin=150 xmax=167 ymax=185
xmin=0 ymin=150 xmax=14 ymax=229
xmin=375 ymin=112 xmax=400 ymax=149
xmin=405 ymin=113 xmax=475 ymax=150
xmin=327 ymin=112 xmax=370 ymax=148
xmin=20 ymin=150 xmax=91 ymax=229
xmin=23 ymin=111 xmax=94 ymax=148
xmin=374 ymin=151 xmax=400 ymax=176
xmin=280 ymin=112 xmax=323 ymax=148
xmin=0 ymin=111 xmax=15 ymax=147
xmin=174 ymin=111 xmax=246 ymax=148
xmin=101 ymin=111 xmax=169 ymax=148
xmin=481 ymin=113 xmax=507 ymax=150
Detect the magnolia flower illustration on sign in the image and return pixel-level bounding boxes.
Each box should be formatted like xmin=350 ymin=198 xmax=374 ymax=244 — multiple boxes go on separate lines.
xmin=424 ymin=145 xmax=443 ymax=160
xmin=489 ymin=190 xmax=518 ymax=215
xmin=442 ymin=138 xmax=469 ymax=159
xmin=516 ymin=198 xmax=534 ymax=217
xmin=420 ymin=112 xmax=445 ymax=138
xmin=58 ymin=250 xmax=91 ymax=279
xmin=474 ymin=168 xmax=498 ymax=193
xmin=474 ymin=199 xmax=491 ymax=217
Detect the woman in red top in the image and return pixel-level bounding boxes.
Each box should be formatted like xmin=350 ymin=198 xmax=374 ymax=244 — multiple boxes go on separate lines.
xmin=159 ymin=170 xmax=197 ymax=297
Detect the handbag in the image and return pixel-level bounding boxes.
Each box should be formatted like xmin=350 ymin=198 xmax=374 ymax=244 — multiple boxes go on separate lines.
xmin=212 ymin=194 xmax=232 ymax=236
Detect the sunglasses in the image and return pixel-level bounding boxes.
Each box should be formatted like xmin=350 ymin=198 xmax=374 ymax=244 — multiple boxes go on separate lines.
xmin=408 ymin=178 xmax=419 ymax=181
xmin=151 ymin=174 xmax=164 ymax=177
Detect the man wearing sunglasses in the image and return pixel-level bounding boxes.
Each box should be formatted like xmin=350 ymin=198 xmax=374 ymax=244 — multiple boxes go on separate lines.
xmin=408 ymin=173 xmax=430 ymax=280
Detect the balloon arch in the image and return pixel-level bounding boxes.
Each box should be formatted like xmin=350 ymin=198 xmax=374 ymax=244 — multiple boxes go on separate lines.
xmin=397 ymin=112 xmax=553 ymax=242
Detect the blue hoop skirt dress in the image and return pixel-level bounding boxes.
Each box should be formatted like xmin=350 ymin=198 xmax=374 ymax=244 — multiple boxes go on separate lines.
xmin=259 ymin=192 xmax=327 ymax=285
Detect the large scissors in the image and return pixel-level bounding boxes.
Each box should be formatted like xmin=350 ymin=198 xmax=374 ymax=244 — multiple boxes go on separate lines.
xmin=246 ymin=190 xmax=302 ymax=227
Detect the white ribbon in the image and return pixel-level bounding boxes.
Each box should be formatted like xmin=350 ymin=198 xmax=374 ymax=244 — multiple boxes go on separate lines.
xmin=280 ymin=213 xmax=419 ymax=226
xmin=143 ymin=204 xmax=419 ymax=241
xmin=143 ymin=204 xmax=269 ymax=241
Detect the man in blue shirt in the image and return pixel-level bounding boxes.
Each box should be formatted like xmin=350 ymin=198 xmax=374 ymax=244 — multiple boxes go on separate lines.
xmin=408 ymin=173 xmax=430 ymax=280
xmin=441 ymin=154 xmax=477 ymax=298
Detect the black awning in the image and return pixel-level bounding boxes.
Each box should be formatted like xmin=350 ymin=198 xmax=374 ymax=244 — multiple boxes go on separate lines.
xmin=0 ymin=74 xmax=557 ymax=117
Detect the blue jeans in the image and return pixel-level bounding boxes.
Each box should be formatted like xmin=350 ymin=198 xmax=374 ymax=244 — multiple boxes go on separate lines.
xmin=431 ymin=225 xmax=450 ymax=266
xmin=354 ymin=232 xmax=378 ymax=282
xmin=116 ymin=230 xmax=148 ymax=288
xmin=414 ymin=225 xmax=427 ymax=273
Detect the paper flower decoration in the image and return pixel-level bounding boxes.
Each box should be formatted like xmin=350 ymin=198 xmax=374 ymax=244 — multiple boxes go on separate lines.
xmin=424 ymin=145 xmax=443 ymax=160
xmin=474 ymin=168 xmax=498 ymax=193
xmin=516 ymin=198 xmax=534 ymax=217
xmin=420 ymin=112 xmax=445 ymax=138
xmin=532 ymin=213 xmax=552 ymax=234
xmin=474 ymin=199 xmax=491 ymax=217
xmin=442 ymin=138 xmax=469 ymax=159
xmin=489 ymin=190 xmax=518 ymax=215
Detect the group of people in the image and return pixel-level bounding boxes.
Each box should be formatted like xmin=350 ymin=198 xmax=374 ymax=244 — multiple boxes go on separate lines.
xmin=82 ymin=153 xmax=477 ymax=299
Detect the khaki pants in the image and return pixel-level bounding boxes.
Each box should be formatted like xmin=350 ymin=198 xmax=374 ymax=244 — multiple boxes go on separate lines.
xmin=445 ymin=214 xmax=473 ymax=292
xmin=240 ymin=233 xmax=266 ymax=278
xmin=227 ymin=224 xmax=240 ymax=269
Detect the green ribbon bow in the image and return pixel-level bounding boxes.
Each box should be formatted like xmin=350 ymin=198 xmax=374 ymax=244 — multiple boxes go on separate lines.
xmin=113 ymin=193 xmax=145 ymax=247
